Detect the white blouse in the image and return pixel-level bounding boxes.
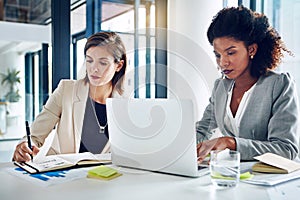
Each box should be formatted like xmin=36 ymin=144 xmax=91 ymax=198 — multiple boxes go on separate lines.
xmin=224 ymin=83 xmax=256 ymax=136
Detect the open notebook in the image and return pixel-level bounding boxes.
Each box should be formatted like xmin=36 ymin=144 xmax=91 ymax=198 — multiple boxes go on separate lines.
xmin=14 ymin=152 xmax=111 ymax=174
xmin=252 ymin=153 xmax=300 ymax=174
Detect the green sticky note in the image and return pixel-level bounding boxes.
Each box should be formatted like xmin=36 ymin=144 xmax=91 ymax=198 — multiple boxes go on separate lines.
xmin=211 ymin=173 xmax=236 ymax=180
xmin=88 ymin=165 xmax=118 ymax=178
xmin=211 ymin=171 xmax=253 ymax=180
xmin=240 ymin=171 xmax=254 ymax=180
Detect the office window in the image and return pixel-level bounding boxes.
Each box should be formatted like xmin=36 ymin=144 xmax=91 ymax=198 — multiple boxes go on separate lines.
xmin=70 ymin=1 xmax=158 ymax=98
xmin=76 ymin=38 xmax=87 ymax=78
xmin=71 ymin=2 xmax=86 ymax=35
xmin=223 ymin=0 xmax=239 ymax=7
xmin=102 ymin=4 xmax=156 ymax=98
xmin=101 ymin=2 xmax=134 ymax=32
xmin=268 ymin=0 xmax=300 ymax=98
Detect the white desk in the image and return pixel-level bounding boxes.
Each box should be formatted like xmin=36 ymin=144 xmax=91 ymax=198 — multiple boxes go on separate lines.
xmin=0 ymin=162 xmax=276 ymax=200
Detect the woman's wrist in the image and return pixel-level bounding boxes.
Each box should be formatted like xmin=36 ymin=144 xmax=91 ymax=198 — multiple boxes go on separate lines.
xmin=223 ymin=136 xmax=236 ymax=150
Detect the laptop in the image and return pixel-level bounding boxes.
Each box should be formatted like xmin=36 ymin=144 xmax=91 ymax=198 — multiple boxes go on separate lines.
xmin=106 ymin=98 xmax=209 ymax=177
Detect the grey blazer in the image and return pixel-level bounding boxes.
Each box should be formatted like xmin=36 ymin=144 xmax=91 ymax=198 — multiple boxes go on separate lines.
xmin=196 ymin=71 xmax=299 ymax=160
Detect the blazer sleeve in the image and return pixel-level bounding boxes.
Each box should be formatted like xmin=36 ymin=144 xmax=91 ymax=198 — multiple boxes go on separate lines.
xmin=195 ymin=79 xmax=220 ymax=143
xmin=236 ymin=73 xmax=299 ymax=160
xmin=28 ymin=80 xmax=67 ymax=147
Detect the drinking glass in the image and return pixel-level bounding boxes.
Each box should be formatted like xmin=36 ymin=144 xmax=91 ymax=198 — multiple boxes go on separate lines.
xmin=210 ymin=149 xmax=240 ymax=188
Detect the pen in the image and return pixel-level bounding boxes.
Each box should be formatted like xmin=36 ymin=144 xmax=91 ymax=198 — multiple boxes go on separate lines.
xmin=25 ymin=121 xmax=33 ymax=161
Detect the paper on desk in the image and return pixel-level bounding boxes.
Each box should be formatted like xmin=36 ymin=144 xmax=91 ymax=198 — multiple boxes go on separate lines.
xmin=5 ymin=166 xmax=91 ymax=187
xmin=242 ymin=169 xmax=300 ymax=186
xmin=266 ymin=178 xmax=300 ymax=200
xmin=33 ymin=130 xmax=55 ymax=162
xmin=33 ymin=132 xmax=112 ymax=162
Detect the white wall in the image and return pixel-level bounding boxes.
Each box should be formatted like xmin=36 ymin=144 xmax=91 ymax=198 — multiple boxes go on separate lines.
xmin=0 ymin=21 xmax=51 ymax=43
xmin=168 ymin=0 xmax=222 ymax=121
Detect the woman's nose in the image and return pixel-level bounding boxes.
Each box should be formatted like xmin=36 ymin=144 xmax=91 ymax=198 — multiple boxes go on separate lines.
xmin=92 ymin=64 xmax=107 ymax=76
xmin=219 ymin=56 xmax=229 ymax=68
xmin=89 ymin=62 xmax=98 ymax=72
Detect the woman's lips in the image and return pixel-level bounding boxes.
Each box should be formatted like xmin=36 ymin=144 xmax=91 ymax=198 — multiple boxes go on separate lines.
xmin=222 ymin=69 xmax=233 ymax=75
xmin=90 ymin=75 xmax=100 ymax=80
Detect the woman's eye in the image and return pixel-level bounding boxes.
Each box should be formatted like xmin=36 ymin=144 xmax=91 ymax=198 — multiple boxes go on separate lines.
xmin=227 ymin=51 xmax=235 ymax=56
xmin=86 ymin=60 xmax=93 ymax=63
xmin=214 ymin=54 xmax=220 ymax=59
xmin=100 ymin=62 xmax=109 ymax=66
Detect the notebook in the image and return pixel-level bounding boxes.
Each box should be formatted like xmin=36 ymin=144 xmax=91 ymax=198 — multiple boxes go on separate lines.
xmin=14 ymin=152 xmax=111 ymax=174
xmin=106 ymin=98 xmax=209 ymax=177
xmin=252 ymin=153 xmax=300 ymax=174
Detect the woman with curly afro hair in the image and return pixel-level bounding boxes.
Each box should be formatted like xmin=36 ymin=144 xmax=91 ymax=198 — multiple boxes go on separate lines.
xmin=196 ymin=6 xmax=299 ymax=162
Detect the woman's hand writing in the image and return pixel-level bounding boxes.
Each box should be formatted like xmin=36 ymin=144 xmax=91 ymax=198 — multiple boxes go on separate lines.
xmin=13 ymin=141 xmax=40 ymax=162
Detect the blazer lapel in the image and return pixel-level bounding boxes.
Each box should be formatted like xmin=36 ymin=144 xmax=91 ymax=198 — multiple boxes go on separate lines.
xmin=239 ymin=76 xmax=263 ymax=134
xmin=216 ymin=79 xmax=234 ymax=135
xmin=73 ymin=80 xmax=89 ymax=152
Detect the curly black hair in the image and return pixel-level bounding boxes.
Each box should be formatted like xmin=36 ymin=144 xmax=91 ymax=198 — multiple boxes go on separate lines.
xmin=207 ymin=6 xmax=291 ymax=78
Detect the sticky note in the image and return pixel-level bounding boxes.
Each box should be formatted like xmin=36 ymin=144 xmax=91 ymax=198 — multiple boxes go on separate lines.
xmin=87 ymin=165 xmax=122 ymax=180
xmin=240 ymin=171 xmax=254 ymax=180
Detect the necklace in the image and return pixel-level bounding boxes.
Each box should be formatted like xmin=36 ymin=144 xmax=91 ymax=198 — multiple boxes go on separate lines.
xmin=89 ymin=97 xmax=108 ymax=134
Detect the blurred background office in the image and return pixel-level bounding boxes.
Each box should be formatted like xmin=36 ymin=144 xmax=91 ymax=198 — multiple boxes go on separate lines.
xmin=0 ymin=0 xmax=299 ymax=162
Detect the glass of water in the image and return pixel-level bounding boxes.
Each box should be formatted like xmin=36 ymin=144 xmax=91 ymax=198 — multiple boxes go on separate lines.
xmin=210 ymin=149 xmax=240 ymax=188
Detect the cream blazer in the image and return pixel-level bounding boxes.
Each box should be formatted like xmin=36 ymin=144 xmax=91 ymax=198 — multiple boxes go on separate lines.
xmin=27 ymin=79 xmax=121 ymax=155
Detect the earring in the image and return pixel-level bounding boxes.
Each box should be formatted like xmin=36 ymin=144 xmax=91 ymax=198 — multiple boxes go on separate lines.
xmin=250 ymin=55 xmax=254 ymax=59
